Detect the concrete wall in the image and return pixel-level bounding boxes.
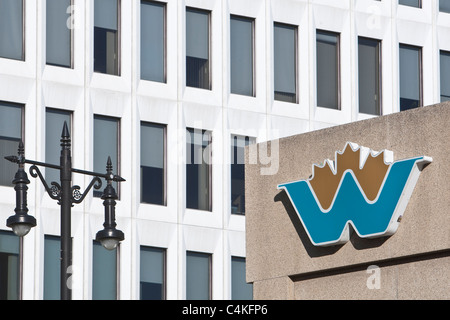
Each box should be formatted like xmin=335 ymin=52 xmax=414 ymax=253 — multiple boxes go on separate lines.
xmin=246 ymin=102 xmax=450 ymax=300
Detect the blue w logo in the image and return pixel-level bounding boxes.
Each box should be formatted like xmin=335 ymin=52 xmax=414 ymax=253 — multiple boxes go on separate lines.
xmin=278 ymin=143 xmax=432 ymax=247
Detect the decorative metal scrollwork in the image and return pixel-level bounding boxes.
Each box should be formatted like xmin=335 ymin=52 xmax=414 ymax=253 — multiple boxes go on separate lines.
xmin=72 ymin=186 xmax=82 ymax=201
xmin=30 ymin=165 xmax=62 ymax=201
xmin=50 ymin=182 xmax=62 ymax=198
xmin=71 ymin=177 xmax=102 ymax=204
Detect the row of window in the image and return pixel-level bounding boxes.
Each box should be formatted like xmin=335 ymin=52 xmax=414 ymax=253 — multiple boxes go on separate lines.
xmin=0 ymin=231 xmax=252 ymax=300
xmin=1 ymin=1 xmax=450 ymax=113
xmin=398 ymin=0 xmax=450 ymax=9
xmin=0 ymin=102 xmax=254 ymax=214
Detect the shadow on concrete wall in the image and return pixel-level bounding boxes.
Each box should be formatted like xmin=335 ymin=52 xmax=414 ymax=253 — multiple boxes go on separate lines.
xmin=274 ymin=190 xmax=388 ymax=258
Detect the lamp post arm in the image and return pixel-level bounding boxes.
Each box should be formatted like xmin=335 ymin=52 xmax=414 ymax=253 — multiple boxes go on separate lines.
xmin=5 ymin=156 xmax=126 ymax=183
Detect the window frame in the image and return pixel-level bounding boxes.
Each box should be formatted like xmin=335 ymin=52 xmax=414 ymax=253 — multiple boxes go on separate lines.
xmin=440 ymin=0 xmax=450 ymax=13
xmin=398 ymin=0 xmax=422 ymax=8
xmin=316 ymin=29 xmax=341 ymax=110
xmin=92 ymin=240 xmax=120 ymax=300
xmin=45 ymin=108 xmax=73 ymax=182
xmin=46 ymin=0 xmax=74 ymax=68
xmin=93 ymin=114 xmax=121 ymax=198
xmin=186 ymin=251 xmax=212 ymax=300
xmin=140 ymin=121 xmax=167 ymax=206
xmin=186 ymin=127 xmax=212 ymax=212
xmin=440 ymin=50 xmax=450 ymax=102
xmin=43 ymin=235 xmax=60 ymax=300
xmin=0 ymin=101 xmax=25 ymax=187
xmin=139 ymin=246 xmax=167 ymax=300
xmin=185 ymin=7 xmax=212 ymax=90
xmin=230 ymin=14 xmax=255 ymax=97
xmin=140 ymin=0 xmax=167 ymax=83
xmin=399 ymin=43 xmax=423 ymax=111
xmin=0 ymin=230 xmax=20 ymax=300
xmin=93 ymin=0 xmax=121 ymax=76
xmin=0 ymin=0 xmax=25 ymax=61
xmin=231 ymin=256 xmax=253 ymax=300
xmin=273 ymin=21 xmax=298 ymax=104
xmin=358 ymin=36 xmax=382 ymax=116
xmin=230 ymin=134 xmax=255 ymax=215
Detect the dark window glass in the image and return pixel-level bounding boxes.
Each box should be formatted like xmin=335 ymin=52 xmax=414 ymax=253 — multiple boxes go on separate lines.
xmin=0 ymin=0 xmax=24 ymax=60
xmin=0 ymin=102 xmax=23 ymax=187
xmin=141 ymin=122 xmax=166 ymax=205
xmin=440 ymin=51 xmax=450 ymax=102
xmin=44 ymin=235 xmax=60 ymax=300
xmin=140 ymin=246 xmax=165 ymax=300
xmin=399 ymin=0 xmax=421 ymax=8
xmin=186 ymin=128 xmax=212 ymax=211
xmin=0 ymin=231 xmax=19 ymax=300
xmin=399 ymin=44 xmax=422 ymax=111
xmin=186 ymin=8 xmax=210 ymax=89
xmin=93 ymin=115 xmax=119 ymax=197
xmin=186 ymin=251 xmax=211 ymax=300
xmin=440 ymin=0 xmax=450 ymax=13
xmin=358 ymin=37 xmax=382 ymax=115
xmin=45 ymin=109 xmax=72 ymax=184
xmin=46 ymin=0 xmax=72 ymax=67
xmin=231 ymin=135 xmax=255 ymax=215
xmin=316 ymin=30 xmax=340 ymax=109
xmin=141 ymin=0 xmax=165 ymax=82
xmin=92 ymin=241 xmax=117 ymax=300
xmin=231 ymin=257 xmax=253 ymax=300
xmin=94 ymin=0 xmax=119 ymax=75
xmin=230 ymin=15 xmax=254 ymax=96
xmin=274 ymin=23 xmax=297 ymax=103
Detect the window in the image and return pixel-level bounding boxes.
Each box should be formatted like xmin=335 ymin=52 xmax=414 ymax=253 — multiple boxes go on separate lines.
xmin=316 ymin=30 xmax=340 ymax=110
xmin=46 ymin=0 xmax=72 ymax=67
xmin=44 ymin=235 xmax=60 ymax=300
xmin=399 ymin=0 xmax=421 ymax=8
xmin=231 ymin=135 xmax=255 ymax=215
xmin=0 ymin=102 xmax=23 ymax=187
xmin=186 ymin=128 xmax=212 ymax=211
xmin=45 ymin=109 xmax=72 ymax=184
xmin=141 ymin=1 xmax=166 ymax=82
xmin=186 ymin=251 xmax=211 ymax=300
xmin=92 ymin=241 xmax=118 ymax=300
xmin=274 ymin=23 xmax=297 ymax=103
xmin=186 ymin=8 xmax=210 ymax=90
xmin=0 ymin=231 xmax=19 ymax=300
xmin=399 ymin=44 xmax=422 ymax=111
xmin=93 ymin=115 xmax=119 ymax=198
xmin=441 ymin=51 xmax=450 ymax=102
xmin=141 ymin=122 xmax=166 ymax=205
xmin=358 ymin=37 xmax=382 ymax=115
xmin=94 ymin=0 xmax=120 ymax=75
xmin=140 ymin=247 xmax=166 ymax=300
xmin=440 ymin=0 xmax=450 ymax=13
xmin=0 ymin=0 xmax=24 ymax=60
xmin=230 ymin=15 xmax=254 ymax=97
xmin=231 ymin=257 xmax=253 ymax=300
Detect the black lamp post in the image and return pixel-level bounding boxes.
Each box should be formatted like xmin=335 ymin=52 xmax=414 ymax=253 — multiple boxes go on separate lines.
xmin=4 ymin=122 xmax=125 ymax=300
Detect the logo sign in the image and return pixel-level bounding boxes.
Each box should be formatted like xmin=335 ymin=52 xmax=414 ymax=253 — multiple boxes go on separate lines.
xmin=278 ymin=142 xmax=432 ymax=247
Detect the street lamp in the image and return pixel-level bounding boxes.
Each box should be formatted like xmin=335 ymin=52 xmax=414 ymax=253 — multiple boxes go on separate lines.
xmin=95 ymin=156 xmax=125 ymax=250
xmin=4 ymin=121 xmax=125 ymax=300
xmin=5 ymin=141 xmax=36 ymax=237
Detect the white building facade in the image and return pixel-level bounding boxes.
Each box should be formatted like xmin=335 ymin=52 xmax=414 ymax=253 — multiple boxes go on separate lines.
xmin=0 ymin=0 xmax=449 ymax=300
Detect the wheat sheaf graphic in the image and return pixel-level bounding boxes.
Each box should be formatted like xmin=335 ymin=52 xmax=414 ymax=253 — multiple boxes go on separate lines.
xmin=278 ymin=142 xmax=432 ymax=247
